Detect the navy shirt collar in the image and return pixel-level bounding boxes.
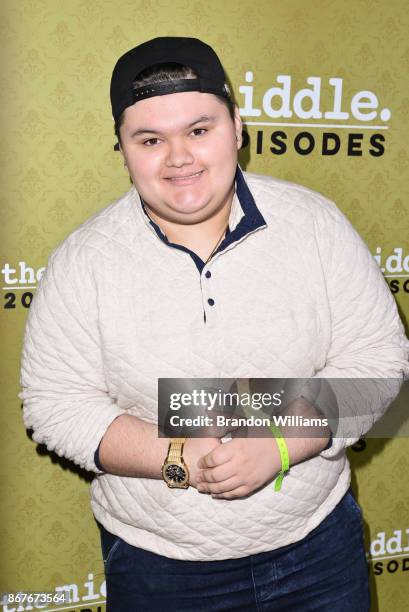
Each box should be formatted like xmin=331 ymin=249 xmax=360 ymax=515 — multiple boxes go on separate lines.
xmin=139 ymin=165 xmax=267 ymax=273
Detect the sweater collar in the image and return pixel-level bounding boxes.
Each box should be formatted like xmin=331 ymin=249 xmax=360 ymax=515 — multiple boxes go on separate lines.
xmin=132 ymin=165 xmax=267 ymax=272
xmin=135 ymin=166 xmax=265 ymax=236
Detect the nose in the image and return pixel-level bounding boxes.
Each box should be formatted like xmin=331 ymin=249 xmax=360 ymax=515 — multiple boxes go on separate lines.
xmin=165 ymin=138 xmax=194 ymax=168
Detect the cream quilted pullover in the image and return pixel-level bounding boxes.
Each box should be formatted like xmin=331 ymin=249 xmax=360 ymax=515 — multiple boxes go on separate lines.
xmin=20 ymin=169 xmax=409 ymax=560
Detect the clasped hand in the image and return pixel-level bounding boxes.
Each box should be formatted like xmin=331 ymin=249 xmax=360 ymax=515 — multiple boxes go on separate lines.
xmin=185 ymin=434 xmax=281 ymax=500
xmin=183 ymin=397 xmax=330 ymax=500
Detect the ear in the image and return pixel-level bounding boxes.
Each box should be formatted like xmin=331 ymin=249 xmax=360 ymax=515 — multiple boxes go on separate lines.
xmin=118 ymin=142 xmax=127 ymax=168
xmin=233 ymin=105 xmax=243 ymax=149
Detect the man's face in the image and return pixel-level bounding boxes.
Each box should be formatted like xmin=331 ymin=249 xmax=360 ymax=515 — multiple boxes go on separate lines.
xmin=119 ymin=92 xmax=242 ymax=225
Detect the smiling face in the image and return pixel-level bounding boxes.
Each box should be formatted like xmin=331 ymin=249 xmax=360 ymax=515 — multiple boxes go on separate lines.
xmin=119 ymin=92 xmax=242 ymax=225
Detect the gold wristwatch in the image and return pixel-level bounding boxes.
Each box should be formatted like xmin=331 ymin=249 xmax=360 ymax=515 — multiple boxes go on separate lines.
xmin=161 ymin=437 xmax=190 ymax=489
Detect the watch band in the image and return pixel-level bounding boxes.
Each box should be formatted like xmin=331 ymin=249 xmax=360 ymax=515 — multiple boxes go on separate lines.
xmin=167 ymin=437 xmax=186 ymax=462
xmin=268 ymin=423 xmax=289 ymax=491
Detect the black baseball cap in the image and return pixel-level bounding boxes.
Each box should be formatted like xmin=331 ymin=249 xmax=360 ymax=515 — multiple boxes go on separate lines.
xmin=110 ymin=36 xmax=231 ymax=122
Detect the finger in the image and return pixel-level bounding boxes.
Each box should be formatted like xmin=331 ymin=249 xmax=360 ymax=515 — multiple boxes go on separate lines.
xmin=197 ymin=476 xmax=241 ymax=495
xmin=197 ymin=463 xmax=235 ymax=484
xmin=197 ymin=441 xmax=234 ymax=469
xmin=211 ymin=485 xmax=250 ymax=500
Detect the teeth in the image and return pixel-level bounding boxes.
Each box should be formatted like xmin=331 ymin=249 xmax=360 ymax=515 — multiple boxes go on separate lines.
xmin=170 ymin=171 xmax=201 ymax=180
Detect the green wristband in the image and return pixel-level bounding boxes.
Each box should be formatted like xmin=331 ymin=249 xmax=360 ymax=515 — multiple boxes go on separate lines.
xmin=268 ymin=422 xmax=290 ymax=491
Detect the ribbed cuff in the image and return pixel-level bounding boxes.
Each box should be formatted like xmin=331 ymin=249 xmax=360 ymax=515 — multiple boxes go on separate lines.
xmin=323 ymin=433 xmax=333 ymax=451
xmin=94 ymin=440 xmax=105 ymax=472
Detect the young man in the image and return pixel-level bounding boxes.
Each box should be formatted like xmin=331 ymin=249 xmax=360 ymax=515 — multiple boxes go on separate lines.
xmin=20 ymin=37 xmax=409 ymax=610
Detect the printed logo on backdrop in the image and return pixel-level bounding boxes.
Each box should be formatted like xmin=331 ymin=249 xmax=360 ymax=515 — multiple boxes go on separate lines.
xmin=2 ymin=262 xmax=45 ymax=310
xmin=2 ymin=249 xmax=407 ymax=311
xmin=374 ymin=248 xmax=409 ymax=294
xmin=0 ymin=572 xmax=106 ymax=612
xmin=238 ymin=73 xmax=389 ymax=157
xmin=369 ymin=528 xmax=409 ymax=576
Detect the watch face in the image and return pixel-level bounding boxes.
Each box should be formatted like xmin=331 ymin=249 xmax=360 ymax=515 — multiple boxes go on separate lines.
xmin=165 ymin=463 xmax=187 ymax=484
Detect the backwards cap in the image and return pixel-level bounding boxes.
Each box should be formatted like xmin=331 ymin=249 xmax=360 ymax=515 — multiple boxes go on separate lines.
xmin=110 ymin=36 xmax=231 ymax=122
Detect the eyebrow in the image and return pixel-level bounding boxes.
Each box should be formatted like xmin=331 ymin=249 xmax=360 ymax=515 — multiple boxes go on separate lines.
xmin=129 ymin=114 xmax=217 ymax=138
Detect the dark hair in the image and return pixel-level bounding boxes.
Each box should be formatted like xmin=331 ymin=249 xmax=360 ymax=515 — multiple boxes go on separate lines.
xmin=114 ymin=62 xmax=236 ymax=145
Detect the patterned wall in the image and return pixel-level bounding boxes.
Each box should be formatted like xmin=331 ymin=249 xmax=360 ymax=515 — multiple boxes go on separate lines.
xmin=1 ymin=1 xmax=408 ymax=610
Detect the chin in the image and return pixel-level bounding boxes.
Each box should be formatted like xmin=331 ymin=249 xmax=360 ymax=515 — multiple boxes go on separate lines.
xmin=167 ymin=198 xmax=211 ymax=217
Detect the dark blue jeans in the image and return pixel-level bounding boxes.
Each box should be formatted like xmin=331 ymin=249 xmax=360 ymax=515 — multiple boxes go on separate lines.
xmin=98 ymin=488 xmax=370 ymax=611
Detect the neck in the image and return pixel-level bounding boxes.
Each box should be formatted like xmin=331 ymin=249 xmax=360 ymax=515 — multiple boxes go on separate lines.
xmin=145 ymin=186 xmax=234 ymax=262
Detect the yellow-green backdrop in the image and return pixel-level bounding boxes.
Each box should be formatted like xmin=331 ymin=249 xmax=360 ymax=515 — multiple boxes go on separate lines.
xmin=1 ymin=1 xmax=408 ymax=611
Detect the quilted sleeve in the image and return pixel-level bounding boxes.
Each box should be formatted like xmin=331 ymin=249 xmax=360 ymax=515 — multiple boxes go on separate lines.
xmin=309 ymin=195 xmax=409 ymax=458
xmin=19 ymin=239 xmax=128 ymax=474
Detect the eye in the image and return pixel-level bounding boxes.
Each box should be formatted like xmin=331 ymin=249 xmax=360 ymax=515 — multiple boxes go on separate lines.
xmin=143 ymin=138 xmax=160 ymax=146
xmin=191 ymin=128 xmax=207 ymax=136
